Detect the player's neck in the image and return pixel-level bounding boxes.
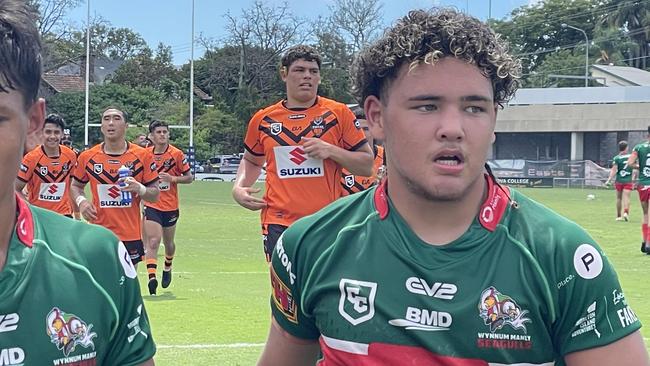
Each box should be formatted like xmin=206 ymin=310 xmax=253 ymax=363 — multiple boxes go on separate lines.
xmin=103 ymin=139 xmax=128 ymax=155
xmin=388 ymin=175 xmax=487 ymax=246
xmin=153 ymin=143 xmax=168 ymax=154
xmin=42 ymin=144 xmax=60 ymax=157
xmin=284 ymin=95 xmax=317 ymax=110
xmin=0 ymin=192 xmax=17 ymax=271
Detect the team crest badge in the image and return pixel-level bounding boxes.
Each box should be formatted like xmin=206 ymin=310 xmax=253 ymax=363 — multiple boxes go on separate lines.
xmin=311 ymin=117 xmax=325 ymax=137
xmin=478 ymin=286 xmax=531 ymax=333
xmin=46 ymin=307 xmax=97 ymax=357
xmin=338 ymin=279 xmax=377 ymax=325
xmin=344 ymin=175 xmax=355 ymax=188
xmin=93 ymin=163 xmax=103 ymax=174
xmin=270 ymin=123 xmax=283 ymax=136
xmin=39 ymin=166 xmax=48 ymax=176
xmin=62 ymin=162 xmax=70 ymax=172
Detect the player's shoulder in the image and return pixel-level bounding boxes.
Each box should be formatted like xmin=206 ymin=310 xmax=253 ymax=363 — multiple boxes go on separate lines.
xmin=282 ymin=189 xmax=378 ymax=257
xmin=504 ymin=190 xmax=597 ymax=256
xmin=78 ymin=143 xmax=102 ymax=159
xmin=60 ymin=145 xmax=77 ymax=159
xmin=318 ymin=97 xmax=353 ymax=115
xmin=167 ymin=144 xmax=185 ymax=156
xmin=23 ymin=145 xmax=44 ymax=160
xmin=251 ymin=100 xmax=284 ymax=120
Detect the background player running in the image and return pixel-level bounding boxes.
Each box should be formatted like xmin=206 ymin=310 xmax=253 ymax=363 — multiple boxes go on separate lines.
xmin=143 ymin=120 xmax=193 ymax=295
xmin=233 ymin=45 xmax=373 ymax=262
xmin=16 ymin=113 xmax=77 ymax=218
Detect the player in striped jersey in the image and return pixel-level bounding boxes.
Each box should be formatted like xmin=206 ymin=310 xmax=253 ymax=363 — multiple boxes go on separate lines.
xmin=71 ymin=107 xmax=160 ymax=265
xmin=16 ymin=113 xmax=77 ymax=217
xmin=143 ymin=120 xmax=193 ymax=295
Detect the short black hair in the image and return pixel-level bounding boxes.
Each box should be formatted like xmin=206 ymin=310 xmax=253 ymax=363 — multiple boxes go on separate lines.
xmin=149 ymin=119 xmax=169 ymax=132
xmin=281 ymin=45 xmax=322 ymax=70
xmin=618 ymin=140 xmax=628 ymax=152
xmin=102 ymin=106 xmax=128 ymax=123
xmin=0 ymin=0 xmax=42 ymax=108
xmin=44 ymin=113 xmax=65 ymax=130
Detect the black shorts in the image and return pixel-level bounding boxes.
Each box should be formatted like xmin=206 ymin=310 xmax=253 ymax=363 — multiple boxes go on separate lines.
xmin=144 ymin=206 xmax=180 ymax=228
xmin=262 ymin=224 xmax=288 ymax=262
xmin=123 ymin=240 xmax=144 ymax=265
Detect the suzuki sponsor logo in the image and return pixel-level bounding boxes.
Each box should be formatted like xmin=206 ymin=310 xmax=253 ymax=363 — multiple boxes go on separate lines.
xmin=274 ymin=146 xmax=324 ymax=179
xmin=289 ymin=147 xmax=307 ymax=165
xmin=338 ymin=279 xmax=377 ymax=326
xmin=108 ymin=186 xmax=120 ymax=199
xmin=48 ymin=185 xmax=59 ymax=194
xmin=39 ymin=183 xmax=65 ymax=202
xmin=97 ymin=184 xmax=132 ymax=208
xmin=0 ymin=348 xmax=24 ymax=366
xmin=405 ymin=277 xmax=457 ymax=300
xmin=0 ymin=313 xmax=19 ymax=333
xmin=389 ymin=307 xmax=452 ymax=331
xmin=275 ymin=235 xmax=296 ymax=285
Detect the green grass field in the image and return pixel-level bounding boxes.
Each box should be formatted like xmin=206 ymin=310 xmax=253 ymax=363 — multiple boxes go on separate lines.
xmin=141 ymin=182 xmax=650 ymax=365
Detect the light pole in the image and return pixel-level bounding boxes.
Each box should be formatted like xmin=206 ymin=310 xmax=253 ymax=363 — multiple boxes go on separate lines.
xmin=561 ymin=23 xmax=589 ymax=87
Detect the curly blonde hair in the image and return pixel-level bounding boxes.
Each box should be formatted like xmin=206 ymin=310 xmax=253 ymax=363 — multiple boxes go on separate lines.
xmin=351 ymin=8 xmax=521 ymax=107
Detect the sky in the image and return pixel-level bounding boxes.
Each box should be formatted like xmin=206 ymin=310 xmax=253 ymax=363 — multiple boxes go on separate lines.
xmin=68 ymin=0 xmax=540 ymax=65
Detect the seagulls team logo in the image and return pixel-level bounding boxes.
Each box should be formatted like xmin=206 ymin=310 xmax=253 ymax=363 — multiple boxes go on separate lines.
xmin=46 ymin=307 xmax=97 ymax=357
xmin=478 ymin=286 xmax=531 ymax=333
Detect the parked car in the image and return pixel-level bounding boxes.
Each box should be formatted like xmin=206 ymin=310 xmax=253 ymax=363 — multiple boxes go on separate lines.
xmin=209 ymin=155 xmax=241 ymax=174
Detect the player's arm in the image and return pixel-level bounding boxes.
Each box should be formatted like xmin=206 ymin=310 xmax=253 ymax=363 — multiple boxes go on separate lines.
xmin=168 ymin=170 xmax=193 ymax=184
xmin=301 ymin=137 xmax=374 ymax=176
xmin=232 ymin=151 xmax=266 ymax=210
xmin=626 ymin=151 xmax=638 ymax=168
xmin=136 ymin=359 xmax=154 ymax=366
xmin=257 ymin=317 xmax=320 ymax=366
xmin=564 ymin=331 xmax=649 ymax=366
xmin=71 ymin=178 xmax=97 ymax=222
xmin=121 ymin=177 xmax=159 ymax=203
xmin=605 ymin=164 xmax=616 ymax=186
xmin=14 ymin=179 xmax=27 ymax=198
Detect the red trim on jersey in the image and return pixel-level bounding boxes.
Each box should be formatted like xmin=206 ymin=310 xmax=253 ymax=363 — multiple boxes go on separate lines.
xmin=15 ymin=193 xmax=34 ymax=247
xmin=373 ymin=179 xmax=389 ymax=220
xmin=373 ymin=174 xmax=509 ymax=231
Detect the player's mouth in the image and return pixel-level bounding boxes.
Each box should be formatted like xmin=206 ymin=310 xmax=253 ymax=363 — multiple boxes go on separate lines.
xmin=432 ymin=150 xmax=464 ymax=173
xmin=299 ymin=82 xmax=313 ymax=88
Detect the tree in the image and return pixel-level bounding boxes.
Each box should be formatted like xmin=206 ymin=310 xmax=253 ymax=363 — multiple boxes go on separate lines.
xmin=526 ymin=50 xmax=586 ymax=87
xmin=111 ymin=43 xmax=183 ymax=98
xmin=29 ymin=0 xmax=81 ymax=38
xmin=603 ymin=0 xmax=650 ymax=69
xmin=327 ymin=0 xmax=384 ymax=53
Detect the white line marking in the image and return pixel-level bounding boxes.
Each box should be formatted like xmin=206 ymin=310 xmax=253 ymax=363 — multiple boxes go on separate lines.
xmin=157 ymin=343 xmax=265 ymax=349
xmin=175 ymin=271 xmax=266 ymax=275
xmin=198 ymin=201 xmax=239 ymax=206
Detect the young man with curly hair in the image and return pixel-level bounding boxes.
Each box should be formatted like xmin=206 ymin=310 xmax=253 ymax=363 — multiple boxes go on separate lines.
xmin=233 ymin=45 xmax=373 ymax=262
xmin=259 ymin=9 xmax=648 ymax=366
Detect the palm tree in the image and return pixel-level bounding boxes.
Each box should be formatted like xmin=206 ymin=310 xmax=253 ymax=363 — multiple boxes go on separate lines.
xmin=604 ymin=0 xmax=650 ymax=69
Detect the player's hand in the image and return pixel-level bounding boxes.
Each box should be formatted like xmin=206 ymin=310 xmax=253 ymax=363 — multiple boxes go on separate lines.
xmin=78 ymin=200 xmax=97 ymax=222
xmin=301 ymin=137 xmax=332 ymax=160
xmin=159 ymin=172 xmax=175 ymax=183
xmin=232 ymin=186 xmax=267 ymax=211
xmin=119 ymin=176 xmax=144 ymax=193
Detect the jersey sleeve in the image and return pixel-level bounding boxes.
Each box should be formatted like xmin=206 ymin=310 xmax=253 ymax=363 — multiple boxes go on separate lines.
xmin=269 ymin=228 xmax=320 ymax=340
xmin=140 ymin=150 xmax=159 ymax=186
xmin=550 ymin=225 xmax=641 ymax=356
xmin=104 ymin=240 xmax=156 ymax=364
xmin=244 ymin=112 xmax=264 ymax=156
xmin=73 ymin=151 xmax=89 ymax=183
xmin=17 ymin=152 xmax=35 ymax=183
xmin=339 ymin=106 xmax=368 ymax=151
xmin=175 ymin=148 xmax=191 ymax=174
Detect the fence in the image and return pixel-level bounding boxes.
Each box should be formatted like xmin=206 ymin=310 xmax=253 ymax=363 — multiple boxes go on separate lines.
xmin=489 ymin=159 xmax=609 ymax=188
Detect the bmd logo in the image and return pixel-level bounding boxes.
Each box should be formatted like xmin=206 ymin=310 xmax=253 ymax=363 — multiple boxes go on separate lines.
xmin=289 ymin=148 xmax=307 ymax=165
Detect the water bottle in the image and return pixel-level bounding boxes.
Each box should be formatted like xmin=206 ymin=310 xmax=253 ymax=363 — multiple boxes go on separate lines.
xmin=118 ymin=165 xmax=132 ymax=204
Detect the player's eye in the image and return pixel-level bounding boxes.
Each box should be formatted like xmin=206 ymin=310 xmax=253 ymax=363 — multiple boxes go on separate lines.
xmin=415 ymin=104 xmax=437 ymax=112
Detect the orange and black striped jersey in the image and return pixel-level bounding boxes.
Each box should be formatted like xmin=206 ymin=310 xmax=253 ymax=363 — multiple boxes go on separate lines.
xmin=144 ymin=144 xmax=191 ymax=212
xmin=244 ymin=97 xmax=368 ymax=227
xmin=341 ymin=145 xmax=385 ymax=196
xmin=17 ymin=145 xmax=77 ymax=216
xmin=73 ymin=142 xmax=158 ymax=241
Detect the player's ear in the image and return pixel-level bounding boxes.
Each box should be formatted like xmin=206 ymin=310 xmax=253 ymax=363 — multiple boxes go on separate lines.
xmin=364 ymin=96 xmax=385 ymax=142
xmin=280 ymin=66 xmax=288 ymax=81
xmin=27 ymin=98 xmax=45 ymax=135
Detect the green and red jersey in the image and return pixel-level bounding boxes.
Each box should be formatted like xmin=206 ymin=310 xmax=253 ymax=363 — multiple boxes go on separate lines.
xmin=270 ymin=176 xmax=641 ymax=365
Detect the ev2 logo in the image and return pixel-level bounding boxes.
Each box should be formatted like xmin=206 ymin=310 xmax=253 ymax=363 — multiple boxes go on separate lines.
xmin=338 ymin=279 xmax=377 ymax=326
xmin=0 ymin=313 xmax=18 ymax=333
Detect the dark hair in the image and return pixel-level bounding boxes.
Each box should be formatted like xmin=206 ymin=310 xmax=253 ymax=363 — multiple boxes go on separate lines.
xmin=0 ymin=0 xmax=42 ymax=107
xmin=281 ymin=45 xmax=322 ymax=70
xmin=349 ymin=104 xmax=365 ymax=119
xmin=44 ymin=113 xmax=65 ymax=130
xmin=618 ymin=140 xmax=628 ymax=152
xmin=149 ymin=119 xmax=169 ymax=132
xmin=102 ymin=106 xmax=128 ymax=123
xmin=352 ymin=8 xmax=521 ymax=107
